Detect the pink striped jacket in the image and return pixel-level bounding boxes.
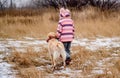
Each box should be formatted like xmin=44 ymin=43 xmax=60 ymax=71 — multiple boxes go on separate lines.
xmin=57 ymin=18 xmax=74 ymax=42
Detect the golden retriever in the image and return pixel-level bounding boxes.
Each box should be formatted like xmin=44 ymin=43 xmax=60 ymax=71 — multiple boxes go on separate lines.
xmin=47 ymin=32 xmax=66 ymax=70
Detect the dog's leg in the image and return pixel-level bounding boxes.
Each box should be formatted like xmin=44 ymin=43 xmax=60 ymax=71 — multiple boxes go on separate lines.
xmin=61 ymin=51 xmax=66 ymax=69
xmin=51 ymin=58 xmax=56 ymax=71
xmin=51 ymin=55 xmax=54 ymax=67
xmin=53 ymin=59 xmax=56 ymax=69
xmin=48 ymin=49 xmax=54 ymax=69
xmin=50 ymin=54 xmax=55 ymax=72
xmin=63 ymin=61 xmax=66 ymax=69
xmin=50 ymin=52 xmax=56 ymax=71
xmin=48 ymin=48 xmax=52 ymax=65
xmin=48 ymin=50 xmax=54 ymax=71
xmin=53 ymin=51 xmax=58 ymax=70
xmin=63 ymin=59 xmax=66 ymax=69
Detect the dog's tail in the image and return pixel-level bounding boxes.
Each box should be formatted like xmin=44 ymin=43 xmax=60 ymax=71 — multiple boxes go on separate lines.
xmin=57 ymin=42 xmax=63 ymax=49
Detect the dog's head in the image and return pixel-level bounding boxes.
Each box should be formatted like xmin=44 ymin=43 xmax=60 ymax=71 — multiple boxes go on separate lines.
xmin=47 ymin=32 xmax=57 ymax=42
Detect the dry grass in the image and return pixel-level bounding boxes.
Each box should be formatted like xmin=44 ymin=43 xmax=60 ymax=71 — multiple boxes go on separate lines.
xmin=0 ymin=7 xmax=120 ymax=39
xmin=7 ymin=49 xmax=50 ymax=68
xmin=0 ymin=9 xmax=44 ymax=17
xmin=70 ymin=47 xmax=120 ymax=76
xmin=5 ymin=48 xmax=50 ymax=78
xmin=18 ymin=67 xmax=46 ymax=78
xmin=4 ymin=45 xmax=120 ymax=78
xmin=6 ymin=47 xmax=50 ymax=67
xmin=73 ymin=7 xmax=120 ymax=38
xmin=95 ymin=66 xmax=120 ymax=78
xmin=115 ymin=60 xmax=120 ymax=72
xmin=1 ymin=7 xmax=120 ymax=77
xmin=70 ymin=46 xmax=94 ymax=73
xmin=0 ymin=51 xmax=3 ymax=54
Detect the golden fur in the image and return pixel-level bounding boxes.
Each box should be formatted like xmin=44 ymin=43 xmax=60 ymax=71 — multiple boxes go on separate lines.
xmin=47 ymin=32 xmax=66 ymax=70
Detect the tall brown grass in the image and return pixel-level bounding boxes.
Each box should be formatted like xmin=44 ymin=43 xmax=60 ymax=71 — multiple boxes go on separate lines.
xmin=115 ymin=60 xmax=120 ymax=72
xmin=70 ymin=47 xmax=97 ymax=74
xmin=6 ymin=48 xmax=50 ymax=68
xmin=73 ymin=7 xmax=120 ymax=38
xmin=0 ymin=7 xmax=120 ymax=39
xmin=95 ymin=65 xmax=120 ymax=78
xmin=6 ymin=48 xmax=50 ymax=78
xmin=5 ymin=45 xmax=120 ymax=78
xmin=19 ymin=67 xmax=46 ymax=78
xmin=0 ymin=9 xmax=44 ymax=17
xmin=70 ymin=47 xmax=120 ymax=76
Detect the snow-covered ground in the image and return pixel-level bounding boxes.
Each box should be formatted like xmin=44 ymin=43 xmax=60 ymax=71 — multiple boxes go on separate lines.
xmin=72 ymin=37 xmax=120 ymax=51
xmin=0 ymin=37 xmax=120 ymax=52
xmin=0 ymin=37 xmax=120 ymax=78
xmin=0 ymin=53 xmax=15 ymax=78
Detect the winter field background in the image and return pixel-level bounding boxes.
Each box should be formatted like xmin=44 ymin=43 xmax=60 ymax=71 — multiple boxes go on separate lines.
xmin=0 ymin=0 xmax=120 ymax=78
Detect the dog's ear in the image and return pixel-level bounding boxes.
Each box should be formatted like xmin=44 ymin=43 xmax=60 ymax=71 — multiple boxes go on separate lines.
xmin=54 ymin=33 xmax=58 ymax=39
xmin=46 ymin=34 xmax=50 ymax=42
xmin=55 ymin=35 xmax=57 ymax=39
xmin=47 ymin=34 xmax=50 ymax=39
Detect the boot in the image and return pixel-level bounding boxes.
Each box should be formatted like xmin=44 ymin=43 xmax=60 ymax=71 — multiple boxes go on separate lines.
xmin=65 ymin=58 xmax=71 ymax=65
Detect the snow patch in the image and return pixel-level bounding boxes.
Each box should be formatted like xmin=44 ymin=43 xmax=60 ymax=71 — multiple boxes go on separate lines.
xmin=0 ymin=62 xmax=14 ymax=78
xmin=72 ymin=37 xmax=120 ymax=51
xmin=91 ymin=69 xmax=104 ymax=74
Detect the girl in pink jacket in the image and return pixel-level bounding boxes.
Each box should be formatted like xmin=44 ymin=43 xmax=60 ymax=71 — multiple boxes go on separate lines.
xmin=57 ymin=8 xmax=74 ymax=65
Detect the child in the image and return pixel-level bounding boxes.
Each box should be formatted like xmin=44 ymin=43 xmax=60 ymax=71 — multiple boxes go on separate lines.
xmin=57 ymin=8 xmax=74 ymax=65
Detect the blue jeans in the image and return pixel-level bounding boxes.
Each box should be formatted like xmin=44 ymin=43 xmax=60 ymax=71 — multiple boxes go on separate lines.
xmin=62 ymin=42 xmax=71 ymax=59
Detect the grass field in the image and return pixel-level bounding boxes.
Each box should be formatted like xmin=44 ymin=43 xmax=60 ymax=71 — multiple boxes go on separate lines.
xmin=0 ymin=7 xmax=120 ymax=39
xmin=5 ymin=46 xmax=120 ymax=78
xmin=0 ymin=7 xmax=120 ymax=78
